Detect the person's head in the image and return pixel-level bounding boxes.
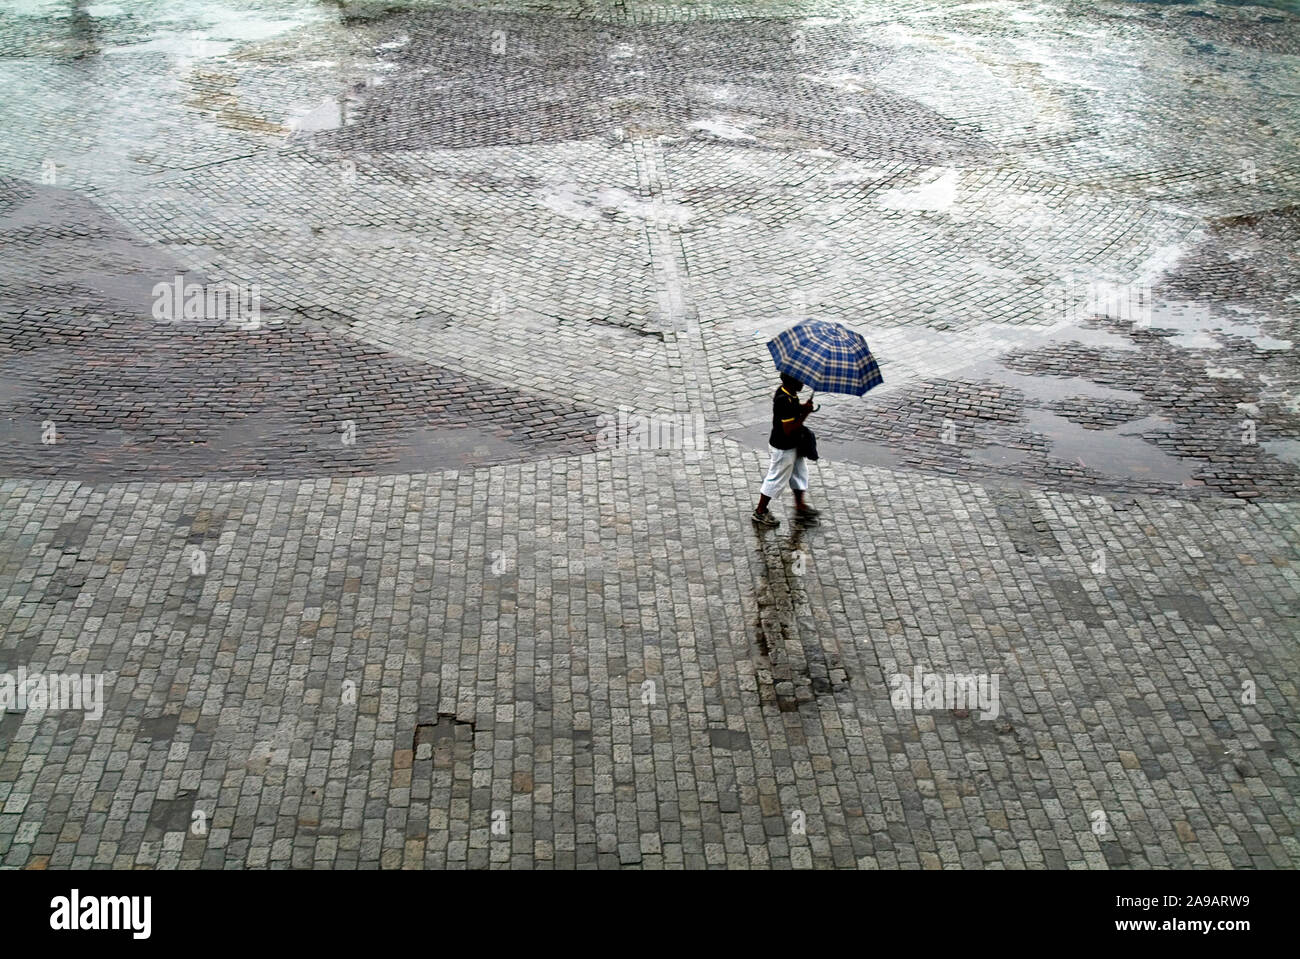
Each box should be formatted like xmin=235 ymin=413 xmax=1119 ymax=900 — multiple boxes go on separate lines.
xmin=780 ymin=373 xmax=803 ymax=393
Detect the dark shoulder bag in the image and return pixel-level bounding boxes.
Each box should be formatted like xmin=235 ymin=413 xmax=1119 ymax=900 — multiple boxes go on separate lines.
xmin=796 ymin=426 xmax=818 ymax=461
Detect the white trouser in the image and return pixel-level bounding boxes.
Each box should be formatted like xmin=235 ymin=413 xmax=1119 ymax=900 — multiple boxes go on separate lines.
xmin=759 ymin=445 xmax=808 ymax=498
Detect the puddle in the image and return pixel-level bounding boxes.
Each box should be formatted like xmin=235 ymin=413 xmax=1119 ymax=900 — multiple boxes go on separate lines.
xmin=860 ymin=318 xmax=1142 ymax=392
xmin=1149 ymin=300 xmax=1293 ymax=352
xmin=101 ymin=12 xmax=311 ymax=59
xmin=967 ymin=405 xmax=1206 ymax=485
xmin=816 ymin=437 xmax=906 ymax=469
xmin=975 ymin=363 xmax=1143 ymax=404
xmin=967 ymin=444 xmax=1034 ymax=468
xmin=288 ymin=97 xmax=349 ymax=134
xmin=0 ymin=182 xmax=200 ymax=313
xmin=690 ymin=116 xmax=761 ymax=142
xmin=1049 ymin=324 xmax=1142 ymax=353
xmin=725 ymin=421 xmax=777 ymax=455
xmin=726 ymin=319 xmax=1212 ymax=487
xmin=105 ymin=33 xmax=236 ymax=59
xmin=796 ymin=72 xmax=871 ymax=95
xmin=288 ymin=88 xmax=371 ymax=134
xmin=387 ymin=427 xmax=522 ymax=474
xmin=1262 ymin=439 xmax=1300 ymax=468
xmin=938 ymin=332 xmax=1208 ymax=484
xmin=876 ymin=166 xmax=958 ymax=212
xmin=1022 ymin=407 xmax=1201 ymax=484
xmin=538 ymin=185 xmax=691 ymax=227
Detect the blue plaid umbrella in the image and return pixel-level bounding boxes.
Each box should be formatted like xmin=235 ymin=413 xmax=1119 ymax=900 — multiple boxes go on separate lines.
xmin=767 ymin=320 xmax=883 ymax=396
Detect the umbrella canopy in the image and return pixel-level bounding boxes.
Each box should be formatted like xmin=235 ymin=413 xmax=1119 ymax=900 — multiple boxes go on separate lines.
xmin=766 ymin=320 xmax=883 ymax=396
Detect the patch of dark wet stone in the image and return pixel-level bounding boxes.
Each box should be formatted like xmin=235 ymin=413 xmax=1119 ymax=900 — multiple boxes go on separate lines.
xmin=304 ymin=9 xmax=993 ymax=163
xmin=1049 ymin=396 xmax=1148 ymax=430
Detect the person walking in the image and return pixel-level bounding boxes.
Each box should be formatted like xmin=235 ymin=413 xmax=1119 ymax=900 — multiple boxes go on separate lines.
xmin=752 ymin=373 xmax=820 ymax=528
xmin=752 ymin=319 xmax=885 ymax=528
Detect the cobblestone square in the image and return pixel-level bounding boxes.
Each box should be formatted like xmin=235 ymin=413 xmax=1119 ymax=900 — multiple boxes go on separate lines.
xmin=0 ymin=0 xmax=1297 ymax=869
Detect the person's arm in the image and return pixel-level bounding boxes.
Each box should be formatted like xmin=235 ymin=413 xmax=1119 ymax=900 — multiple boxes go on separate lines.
xmin=780 ymin=399 xmax=814 ymax=436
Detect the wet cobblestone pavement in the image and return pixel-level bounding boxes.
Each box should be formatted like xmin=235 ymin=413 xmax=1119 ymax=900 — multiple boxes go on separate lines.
xmin=0 ymin=0 xmax=1297 ymax=869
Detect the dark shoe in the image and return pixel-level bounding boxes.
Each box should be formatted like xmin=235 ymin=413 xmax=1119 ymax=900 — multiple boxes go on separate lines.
xmin=751 ymin=509 xmax=780 ymax=528
xmin=790 ymin=504 xmax=821 ymax=527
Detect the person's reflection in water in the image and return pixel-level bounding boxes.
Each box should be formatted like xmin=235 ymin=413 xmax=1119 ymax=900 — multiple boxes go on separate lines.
xmin=66 ymin=1 xmax=103 ymax=62
xmin=753 ymin=521 xmax=811 ymax=711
